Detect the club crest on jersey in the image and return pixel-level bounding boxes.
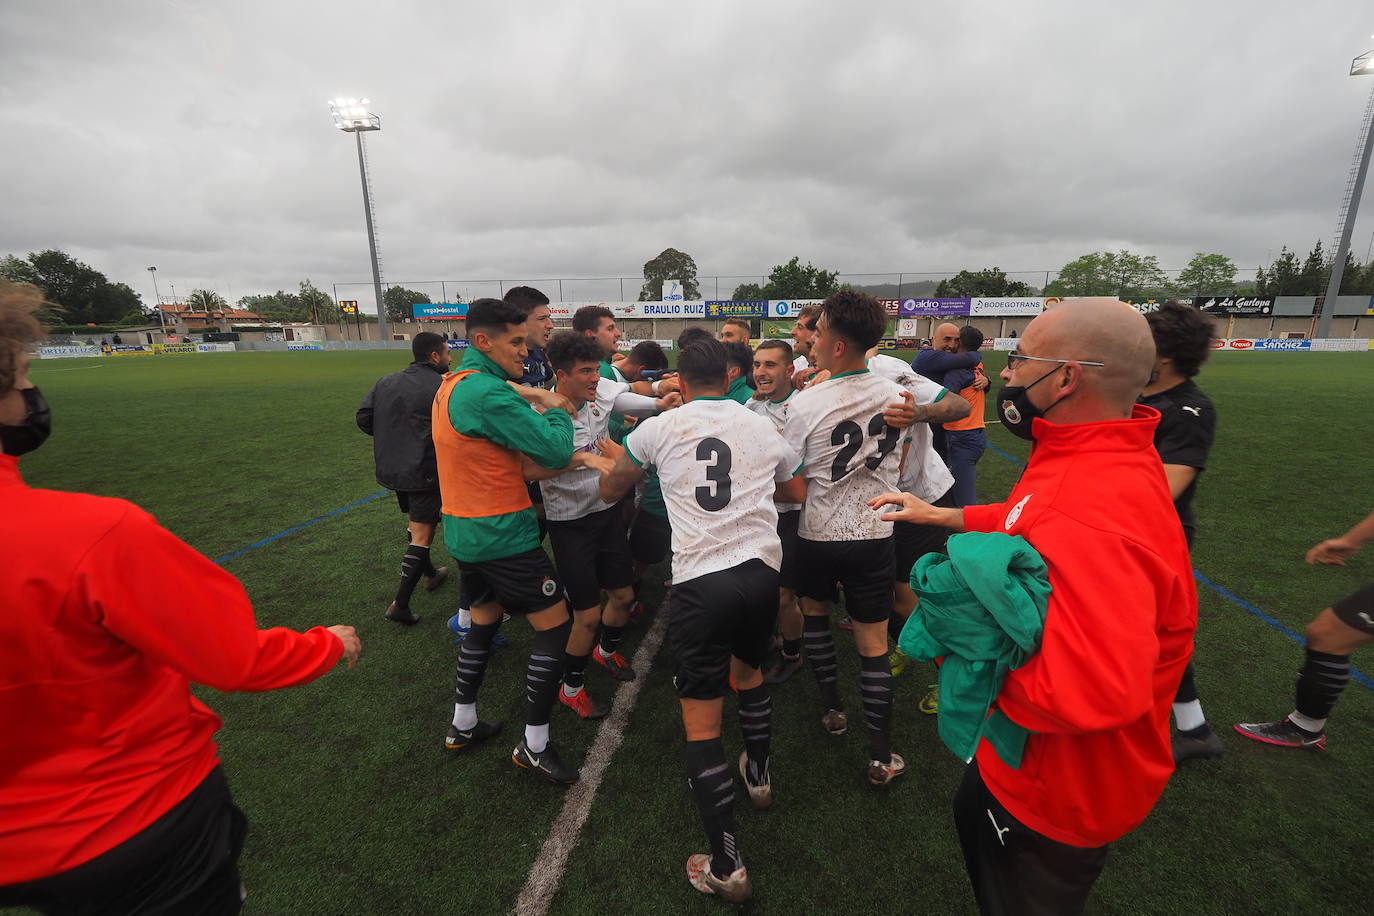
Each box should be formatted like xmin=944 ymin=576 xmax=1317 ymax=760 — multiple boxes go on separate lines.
xmin=590 ymin=407 xmax=602 ymax=418
xmin=541 ymin=577 xmax=558 ymax=597
xmin=1000 ymin=400 xmax=1022 ymax=425
xmin=1004 ymin=494 xmax=1033 ymax=531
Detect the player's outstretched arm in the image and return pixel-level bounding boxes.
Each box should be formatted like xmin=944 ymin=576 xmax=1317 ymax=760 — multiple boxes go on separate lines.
xmin=920 ymin=391 xmax=971 ymax=425
xmin=868 ymin=492 xmax=965 ymax=530
xmin=1307 ymin=507 xmax=1374 ymax=565
xmin=521 ymin=451 xmax=613 ymax=481
xmin=596 ymin=438 xmax=643 ymax=503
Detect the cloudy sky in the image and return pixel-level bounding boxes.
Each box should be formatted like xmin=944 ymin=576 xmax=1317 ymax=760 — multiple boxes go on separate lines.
xmin=3 ymin=0 xmax=1373 ymax=310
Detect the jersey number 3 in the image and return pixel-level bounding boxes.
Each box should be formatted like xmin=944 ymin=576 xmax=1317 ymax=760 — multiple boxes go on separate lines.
xmin=695 ymin=438 xmax=733 ymax=511
xmin=830 ymin=414 xmax=900 ymax=482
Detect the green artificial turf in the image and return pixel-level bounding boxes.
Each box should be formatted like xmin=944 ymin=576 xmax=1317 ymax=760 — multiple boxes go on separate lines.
xmin=15 ymin=349 xmax=1374 ymax=915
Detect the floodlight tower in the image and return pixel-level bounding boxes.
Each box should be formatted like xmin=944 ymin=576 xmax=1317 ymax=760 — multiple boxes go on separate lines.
xmin=329 ymin=97 xmax=388 ymax=341
xmin=147 ymin=266 xmax=165 ymax=331
xmin=1316 ymin=46 xmax=1374 ymax=338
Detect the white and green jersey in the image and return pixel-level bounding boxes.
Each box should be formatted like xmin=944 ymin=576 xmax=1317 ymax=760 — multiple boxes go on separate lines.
xmin=540 ymin=378 xmax=657 ymax=521
xmin=625 ymin=398 xmax=802 ymax=585
xmin=747 ymin=389 xmax=802 ymax=513
xmin=784 ymin=368 xmax=906 ymax=542
xmin=867 ymin=353 xmax=956 ymax=503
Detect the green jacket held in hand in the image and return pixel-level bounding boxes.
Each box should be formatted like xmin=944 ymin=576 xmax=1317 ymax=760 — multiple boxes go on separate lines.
xmin=899 ymin=531 xmax=1050 ymax=769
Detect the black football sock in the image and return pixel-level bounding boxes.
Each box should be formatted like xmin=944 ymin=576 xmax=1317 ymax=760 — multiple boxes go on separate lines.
xmin=453 ymin=621 xmax=498 ymax=705
xmin=685 ymin=738 xmax=740 ymax=879
xmin=781 ymin=637 xmax=802 ymax=660
xmin=527 ymin=621 xmax=570 ymax=731
xmin=563 ymin=652 xmax=590 ymax=694
xmin=802 ymin=616 xmax=842 ymax=710
xmin=737 ymin=684 xmax=772 ymax=785
xmin=1293 ymin=648 xmax=1350 ymax=727
xmin=394 ymin=544 xmax=430 ymax=609
xmin=421 ymin=550 xmax=437 ymax=577
xmin=860 ymin=653 xmax=894 ymax=765
xmin=598 ymin=624 xmax=626 ymax=657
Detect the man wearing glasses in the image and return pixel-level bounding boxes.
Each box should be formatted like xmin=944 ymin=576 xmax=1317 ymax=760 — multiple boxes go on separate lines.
xmin=873 ymin=299 xmax=1196 ymax=915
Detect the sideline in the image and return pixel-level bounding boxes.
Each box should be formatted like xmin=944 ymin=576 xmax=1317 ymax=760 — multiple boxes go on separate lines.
xmin=514 ymin=600 xmax=672 ymax=916
xmin=984 ymin=445 xmax=1374 ymax=691
xmin=212 ymin=490 xmax=389 ymax=564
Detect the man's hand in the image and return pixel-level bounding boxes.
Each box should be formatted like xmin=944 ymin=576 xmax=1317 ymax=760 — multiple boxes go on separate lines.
xmin=509 ymin=383 xmax=576 ymax=416
xmin=656 ymin=376 xmax=681 ymax=395
xmin=577 ymin=452 xmax=616 ymax=475
xmin=327 ymin=625 xmax=362 ymax=669
xmin=655 ymin=391 xmax=683 ymax=412
xmin=867 ymin=492 xmax=965 ymax=530
xmin=1307 ymin=537 xmax=1363 ymax=566
xmin=971 ymin=373 xmax=990 ymax=391
xmin=792 ymin=367 xmax=822 ymax=389
xmin=596 ymin=437 xmax=625 ymax=462
xmin=883 ymin=390 xmax=918 ymax=428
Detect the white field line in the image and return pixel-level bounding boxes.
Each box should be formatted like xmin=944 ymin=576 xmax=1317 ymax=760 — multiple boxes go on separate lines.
xmin=30 ymin=363 xmax=106 ymax=372
xmin=513 ymin=598 xmax=671 ymax=916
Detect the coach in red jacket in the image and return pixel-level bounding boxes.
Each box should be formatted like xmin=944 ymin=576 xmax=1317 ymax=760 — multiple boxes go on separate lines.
xmin=0 ymin=281 xmax=363 ymax=914
xmin=875 ymin=298 xmax=1195 ymax=915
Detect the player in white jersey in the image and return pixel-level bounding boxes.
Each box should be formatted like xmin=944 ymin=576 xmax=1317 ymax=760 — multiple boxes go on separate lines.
xmin=535 ymin=332 xmax=680 ymax=720
xmin=748 ymin=339 xmax=807 ymax=684
xmin=790 ymin=304 xmax=821 ymax=377
xmin=598 ymin=338 xmax=804 ymax=905
xmin=782 ymin=291 xmax=911 ymax=786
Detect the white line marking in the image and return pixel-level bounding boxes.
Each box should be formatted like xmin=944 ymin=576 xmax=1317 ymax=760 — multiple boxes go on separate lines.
xmin=30 ymin=363 xmax=106 ymax=373
xmin=514 ymin=598 xmax=671 ymax=916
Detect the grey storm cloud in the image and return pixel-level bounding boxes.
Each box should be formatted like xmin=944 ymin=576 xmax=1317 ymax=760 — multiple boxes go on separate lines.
xmin=2 ymin=0 xmax=1372 ymax=310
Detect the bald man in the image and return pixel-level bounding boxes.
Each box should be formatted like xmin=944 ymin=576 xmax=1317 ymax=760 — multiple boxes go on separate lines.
xmin=873 ymin=299 xmax=1196 ymax=916
xmin=912 ymin=321 xmax=984 ymax=459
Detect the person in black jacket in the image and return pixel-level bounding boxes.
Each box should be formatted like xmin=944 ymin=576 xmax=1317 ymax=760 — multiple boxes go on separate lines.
xmin=357 ymin=332 xmax=452 ymax=624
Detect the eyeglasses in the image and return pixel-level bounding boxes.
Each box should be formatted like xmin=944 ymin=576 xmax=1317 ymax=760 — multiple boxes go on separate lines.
xmin=1005 ymin=349 xmax=1106 ymax=370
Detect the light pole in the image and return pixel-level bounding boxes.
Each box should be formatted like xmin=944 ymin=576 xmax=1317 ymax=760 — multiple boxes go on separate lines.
xmin=147 ymin=266 xmax=165 ymax=332
xmin=329 ymin=97 xmax=389 ymax=341
xmin=1316 ymin=46 xmax=1374 ymax=338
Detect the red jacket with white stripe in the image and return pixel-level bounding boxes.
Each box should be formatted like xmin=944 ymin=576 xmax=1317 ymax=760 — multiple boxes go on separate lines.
xmin=0 ymin=455 xmax=342 ymax=885
xmin=961 ymin=405 xmax=1196 ymax=848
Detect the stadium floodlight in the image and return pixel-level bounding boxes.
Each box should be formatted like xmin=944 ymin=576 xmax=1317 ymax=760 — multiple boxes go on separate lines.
xmin=327 ymin=97 xmax=388 ymax=340
xmin=147 ymin=266 xmax=165 ymax=332
xmin=1316 ymin=46 xmax=1374 ymax=338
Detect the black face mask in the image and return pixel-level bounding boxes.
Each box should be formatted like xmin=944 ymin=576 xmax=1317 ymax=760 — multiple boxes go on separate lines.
xmin=1 ymin=387 xmax=52 ymax=456
xmin=996 ymin=368 xmax=1063 ymax=440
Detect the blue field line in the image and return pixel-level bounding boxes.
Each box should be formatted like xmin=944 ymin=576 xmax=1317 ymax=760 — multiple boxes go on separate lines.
xmin=213 ymin=489 xmax=389 ymax=565
xmin=984 ymin=441 xmax=1374 ymax=692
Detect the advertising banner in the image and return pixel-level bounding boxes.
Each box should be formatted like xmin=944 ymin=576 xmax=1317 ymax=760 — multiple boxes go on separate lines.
xmin=617 ymin=339 xmax=677 ymax=351
xmin=1223 ymin=338 xmax=1257 ymax=350
xmin=1195 ymin=296 xmax=1274 ymax=316
xmin=38 ymin=345 xmax=99 ymax=359
xmin=877 ymin=299 xmax=902 ymax=317
xmin=106 ymin=346 xmax=151 ymax=357
xmin=153 ymin=343 xmax=198 ymax=354
xmin=706 ymin=300 xmax=767 ymax=317
xmin=766 ymin=299 xmax=823 ymax=319
xmin=970 ymin=298 xmax=1044 ymax=317
xmin=196 ymin=342 xmax=236 ymax=353
xmin=413 ymin=302 xmax=470 ymax=320
xmin=992 ymin=338 xmax=1020 ymax=350
xmin=613 ymin=301 xmax=707 ymax=318
xmin=445 ymin=339 xmax=470 ymax=350
xmin=897 ymin=318 xmax=921 ymax=337
xmin=287 ymin=342 xmax=324 ymax=351
xmin=1252 ymin=338 xmax=1312 ymax=351
xmin=874 ymin=338 xmax=903 ymax=351
xmin=1310 ymin=338 xmax=1370 ymax=352
xmin=899 ymin=298 xmax=970 ymax=316
xmin=662 ymin=280 xmax=684 ymax=301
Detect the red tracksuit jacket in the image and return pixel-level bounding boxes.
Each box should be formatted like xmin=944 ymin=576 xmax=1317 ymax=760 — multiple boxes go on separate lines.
xmin=0 ymin=455 xmax=343 ymax=885
xmin=961 ymin=405 xmax=1196 ymax=848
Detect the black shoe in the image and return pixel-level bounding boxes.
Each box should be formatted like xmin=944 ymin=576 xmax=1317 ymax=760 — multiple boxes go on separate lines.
xmin=424 ymin=567 xmax=450 ymax=591
xmin=1172 ymin=726 xmax=1224 ymax=764
xmin=444 ymin=720 xmax=502 ymax=751
xmin=384 ymin=601 xmax=421 ymax=625
xmin=512 ymin=739 xmax=580 ymax=784
xmin=764 ymin=653 xmax=803 ymax=685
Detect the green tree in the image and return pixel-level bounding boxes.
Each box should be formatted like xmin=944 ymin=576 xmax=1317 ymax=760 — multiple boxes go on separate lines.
xmin=1175 ymin=253 xmax=1238 ymax=296
xmin=730 ymin=256 xmax=840 ymax=300
xmin=1298 ymin=240 xmax=1328 ymax=295
xmin=1043 ymin=250 xmax=1170 ymax=299
xmin=187 ymin=289 xmax=228 ymax=312
xmin=383 ymin=286 xmax=433 ymax=322
xmin=0 ymin=249 xmax=128 ymax=324
xmin=639 ymin=248 xmax=702 ymax=301
xmin=299 ymin=280 xmax=336 ymax=324
xmin=1255 ymin=247 xmax=1301 ymax=295
xmin=934 ymin=267 xmax=1033 ymax=298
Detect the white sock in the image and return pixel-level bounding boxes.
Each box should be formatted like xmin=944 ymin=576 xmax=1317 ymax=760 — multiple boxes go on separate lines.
xmin=525 ymin=723 xmax=550 ymax=754
xmin=452 ymin=703 xmax=477 ymax=730
xmin=457 ymin=607 xmax=472 ymax=629
xmin=1172 ymin=700 xmax=1206 ymax=733
xmin=1288 ymin=710 xmax=1327 ymax=733
xmin=562 ymin=683 xmax=583 ymax=699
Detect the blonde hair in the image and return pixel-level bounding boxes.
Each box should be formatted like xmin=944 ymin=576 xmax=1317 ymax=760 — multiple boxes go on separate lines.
xmin=0 ymin=280 xmax=47 ymax=395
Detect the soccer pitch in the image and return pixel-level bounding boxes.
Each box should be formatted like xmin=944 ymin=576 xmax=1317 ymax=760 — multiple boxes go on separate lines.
xmin=19 ymin=349 xmax=1374 ymax=915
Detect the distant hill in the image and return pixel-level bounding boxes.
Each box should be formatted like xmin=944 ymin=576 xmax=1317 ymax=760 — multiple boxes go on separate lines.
xmin=849 ymin=280 xmax=940 ymax=298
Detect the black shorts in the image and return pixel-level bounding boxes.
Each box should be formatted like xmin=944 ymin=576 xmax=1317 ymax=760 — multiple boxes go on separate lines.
xmin=395 ymin=488 xmax=441 ymax=525
xmin=527 ymin=481 xmax=544 ymax=505
xmin=1332 ymin=583 xmax=1374 ymax=636
xmin=795 ymin=536 xmax=895 ymax=624
xmin=670 ymin=559 xmax=780 ymax=700
xmin=778 ymin=509 xmax=801 ymax=591
xmin=0 ymin=766 xmax=247 ymax=915
xmin=547 ymin=507 xmax=635 ymax=609
xmin=458 ymin=547 xmax=564 ymax=616
xmin=629 ymin=508 xmax=672 ymax=566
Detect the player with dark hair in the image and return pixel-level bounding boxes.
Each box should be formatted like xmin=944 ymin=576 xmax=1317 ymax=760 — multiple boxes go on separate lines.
xmin=783 ymin=291 xmax=910 ymax=785
xmin=720 ymin=317 xmax=752 ymax=345
xmin=598 ymin=337 xmax=804 ymax=904
xmin=1138 ymin=300 xmax=1221 ymax=762
xmin=790 ymin=305 xmax=822 ymax=381
xmin=506 ymin=287 xmax=554 ymax=389
xmin=536 ymin=332 xmax=677 ymax=719
xmin=678 ymin=325 xmax=714 ymax=352
xmin=1236 ymin=508 xmax=1374 ymax=750
xmin=723 ymin=341 xmax=755 ymax=403
xmin=433 ymin=298 xmax=582 ymax=784
xmin=357 ymin=331 xmax=452 ymax=624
